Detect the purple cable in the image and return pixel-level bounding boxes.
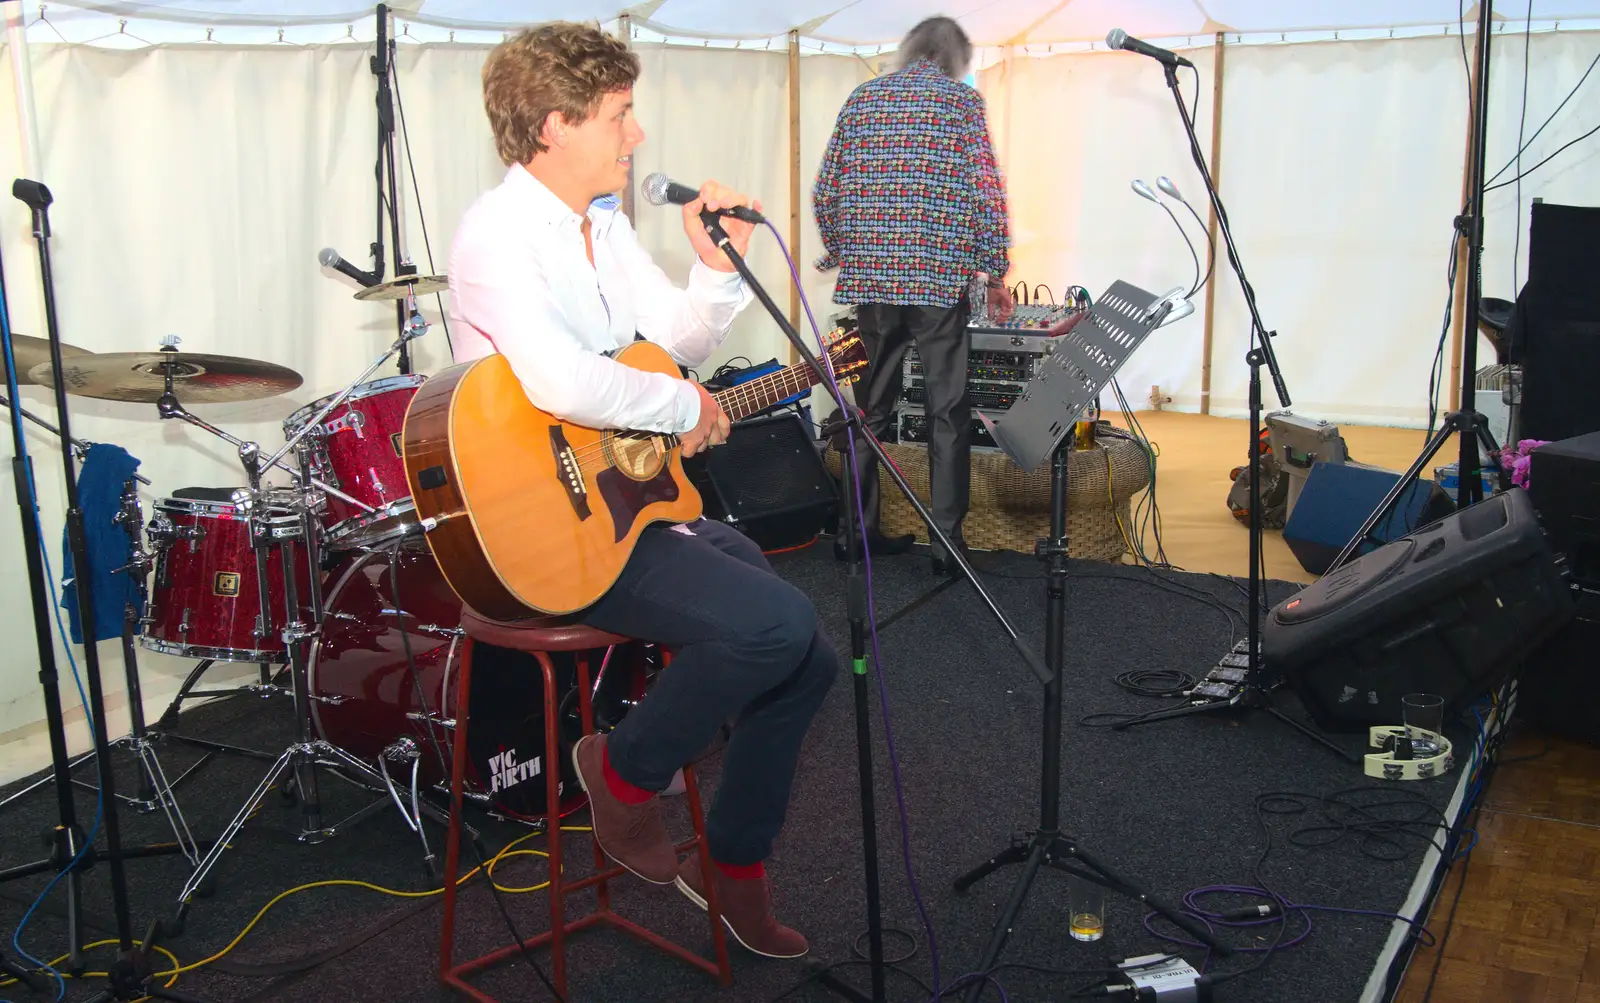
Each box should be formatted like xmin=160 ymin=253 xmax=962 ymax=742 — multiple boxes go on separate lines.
xmin=762 ymin=221 xmax=944 ymax=996
xmin=1141 ymin=883 xmax=1434 ymax=971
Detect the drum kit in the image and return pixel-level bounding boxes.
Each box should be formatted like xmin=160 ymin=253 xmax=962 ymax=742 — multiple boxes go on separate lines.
xmin=13 ymin=273 xmax=647 ymax=927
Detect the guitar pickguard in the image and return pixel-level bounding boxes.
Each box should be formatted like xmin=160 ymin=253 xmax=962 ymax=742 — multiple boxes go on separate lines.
xmin=595 ymin=467 xmax=680 ymax=543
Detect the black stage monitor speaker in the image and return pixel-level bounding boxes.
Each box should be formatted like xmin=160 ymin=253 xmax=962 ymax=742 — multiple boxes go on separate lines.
xmin=1281 ymin=462 xmax=1455 ymax=575
xmin=1529 ymin=430 xmax=1600 ymax=586
xmin=683 ymin=410 xmax=837 ymax=551
xmin=1263 ymin=488 xmax=1574 ymax=733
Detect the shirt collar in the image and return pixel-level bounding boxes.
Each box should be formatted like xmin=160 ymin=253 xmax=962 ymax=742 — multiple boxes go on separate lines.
xmin=504 ymin=164 xmax=623 ymax=235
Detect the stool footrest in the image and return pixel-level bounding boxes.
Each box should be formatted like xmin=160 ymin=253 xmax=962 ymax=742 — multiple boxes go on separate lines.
xmin=559 ymin=837 xmax=703 ymax=898
xmin=442 ymin=908 xmax=724 ymax=994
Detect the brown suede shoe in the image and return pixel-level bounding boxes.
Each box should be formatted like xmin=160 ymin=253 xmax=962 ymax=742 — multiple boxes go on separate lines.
xmin=571 ymin=734 xmax=676 ymax=885
xmin=675 ymin=854 xmax=808 ymax=959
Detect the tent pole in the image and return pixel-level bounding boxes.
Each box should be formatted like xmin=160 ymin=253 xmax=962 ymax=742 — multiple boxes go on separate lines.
xmin=1198 ymin=30 xmax=1226 ymax=415
xmin=5 ymin=1 xmax=43 ymax=180
xmin=788 ymin=28 xmax=801 ymax=362
xmin=1447 ymin=14 xmax=1485 ymax=414
xmin=618 ymin=14 xmax=635 ymax=223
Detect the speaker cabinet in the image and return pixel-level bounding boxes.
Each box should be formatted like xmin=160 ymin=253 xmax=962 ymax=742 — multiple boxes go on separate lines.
xmin=1264 ymin=489 xmax=1574 ymax=733
xmin=682 ymin=410 xmax=837 ymax=551
xmin=1281 ymin=462 xmax=1455 ymax=575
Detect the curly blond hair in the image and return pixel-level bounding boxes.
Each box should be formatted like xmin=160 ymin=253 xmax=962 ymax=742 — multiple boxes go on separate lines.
xmin=482 ymin=23 xmax=640 ymax=166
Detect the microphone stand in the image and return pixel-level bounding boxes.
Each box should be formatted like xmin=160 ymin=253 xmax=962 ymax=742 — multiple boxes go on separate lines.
xmin=8 ymin=178 xmax=212 ymax=1001
xmin=1324 ymin=0 xmax=1503 ymax=571
xmin=372 ymin=2 xmax=415 ymax=374
xmin=1109 ymin=62 xmax=1352 ymax=762
xmin=697 ymin=211 xmax=1048 ymax=1003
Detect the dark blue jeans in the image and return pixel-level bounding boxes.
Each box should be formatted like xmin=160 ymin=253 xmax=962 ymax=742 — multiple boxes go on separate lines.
xmin=578 ymin=519 xmax=839 ymax=865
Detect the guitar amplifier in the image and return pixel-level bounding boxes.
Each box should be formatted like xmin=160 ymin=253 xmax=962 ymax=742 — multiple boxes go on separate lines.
xmin=682 ymin=410 xmax=836 ymax=552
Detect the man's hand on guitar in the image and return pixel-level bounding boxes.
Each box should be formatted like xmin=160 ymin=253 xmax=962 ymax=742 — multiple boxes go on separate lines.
xmin=683 ymin=180 xmax=761 ymax=273
xmin=680 ymin=382 xmax=731 ymax=458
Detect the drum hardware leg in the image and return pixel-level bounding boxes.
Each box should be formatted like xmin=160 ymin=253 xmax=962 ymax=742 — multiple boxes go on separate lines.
xmin=153 ymin=659 xmax=217 ymax=730
xmin=173 ymin=742 xmax=302 ymax=933
xmin=313 ymin=739 xmax=473 ymax=841
xmin=378 ymin=737 xmax=437 ymax=877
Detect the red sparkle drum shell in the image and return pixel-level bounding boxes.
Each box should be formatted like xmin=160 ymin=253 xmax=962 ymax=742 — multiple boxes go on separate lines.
xmin=283 ymin=375 xmax=425 ymax=550
xmin=141 ymin=494 xmax=313 ymax=663
xmin=308 ymin=549 xmax=642 ymax=822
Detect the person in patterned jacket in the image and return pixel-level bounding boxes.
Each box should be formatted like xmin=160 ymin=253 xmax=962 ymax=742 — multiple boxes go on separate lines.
xmin=813 ymin=15 xmax=1014 ymax=575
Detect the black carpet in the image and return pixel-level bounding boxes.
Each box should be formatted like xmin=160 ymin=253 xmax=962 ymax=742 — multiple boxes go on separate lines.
xmin=0 ymin=542 xmax=1467 ymax=1003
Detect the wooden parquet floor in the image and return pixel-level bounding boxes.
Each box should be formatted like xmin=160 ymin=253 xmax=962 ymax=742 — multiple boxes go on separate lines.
xmin=1393 ymin=732 xmax=1600 ymax=1003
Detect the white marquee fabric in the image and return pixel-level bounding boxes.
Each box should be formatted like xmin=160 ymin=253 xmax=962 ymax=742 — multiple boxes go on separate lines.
xmin=19 ymin=0 xmax=1600 ymax=44
xmin=0 ymin=8 xmax=1598 ymax=747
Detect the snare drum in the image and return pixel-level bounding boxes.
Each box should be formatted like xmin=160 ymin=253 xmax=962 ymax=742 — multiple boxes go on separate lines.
xmin=283 ymin=375 xmax=425 ymax=550
xmin=309 ymin=549 xmax=645 ymax=822
xmin=141 ymin=490 xmax=313 ymax=662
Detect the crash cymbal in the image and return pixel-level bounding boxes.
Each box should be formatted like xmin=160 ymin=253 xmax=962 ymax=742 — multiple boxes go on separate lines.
xmin=29 ymin=350 xmax=303 ymax=404
xmin=353 ymin=273 xmax=449 ymax=301
xmin=6 ymin=334 xmax=92 ymax=383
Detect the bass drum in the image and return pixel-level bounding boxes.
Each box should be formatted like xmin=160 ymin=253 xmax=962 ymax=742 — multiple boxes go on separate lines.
xmin=308 ymin=548 xmax=646 ymax=823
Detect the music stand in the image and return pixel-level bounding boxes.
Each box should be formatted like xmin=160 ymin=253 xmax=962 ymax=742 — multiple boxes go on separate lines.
xmin=954 ymin=281 xmax=1225 ymax=1001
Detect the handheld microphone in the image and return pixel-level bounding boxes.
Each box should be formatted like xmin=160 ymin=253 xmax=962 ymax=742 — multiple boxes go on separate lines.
xmin=641 ymin=173 xmax=766 ymax=223
xmin=319 ymin=247 xmax=379 ymax=288
xmin=1106 ymin=29 xmax=1193 ymax=68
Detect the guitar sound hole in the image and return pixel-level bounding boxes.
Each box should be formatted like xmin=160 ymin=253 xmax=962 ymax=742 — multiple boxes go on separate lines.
xmin=607 ymin=433 xmax=665 ymax=482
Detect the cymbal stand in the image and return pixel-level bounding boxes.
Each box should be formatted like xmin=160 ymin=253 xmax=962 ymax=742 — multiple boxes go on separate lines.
xmin=260 ymin=307 xmax=429 ymax=478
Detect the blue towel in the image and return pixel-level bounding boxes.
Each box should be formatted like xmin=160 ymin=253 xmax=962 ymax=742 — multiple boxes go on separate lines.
xmin=60 ymin=443 xmax=143 ymax=644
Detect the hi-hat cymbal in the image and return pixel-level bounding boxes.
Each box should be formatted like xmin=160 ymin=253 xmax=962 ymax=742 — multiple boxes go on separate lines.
xmin=29 ymin=350 xmax=303 ymax=404
xmin=7 ymin=334 xmax=92 ymax=383
xmin=353 ymin=273 xmax=449 ymax=301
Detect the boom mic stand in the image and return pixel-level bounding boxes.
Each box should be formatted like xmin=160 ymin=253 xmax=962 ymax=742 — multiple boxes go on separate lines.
xmin=6 ymin=178 xmax=212 ymax=1001
xmin=1107 ymin=56 xmax=1351 ymax=761
xmin=695 ymin=210 xmax=1048 ymax=1003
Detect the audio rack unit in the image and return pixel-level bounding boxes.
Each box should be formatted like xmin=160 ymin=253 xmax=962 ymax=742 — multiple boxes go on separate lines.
xmin=897 ymin=327 xmax=1084 ymax=450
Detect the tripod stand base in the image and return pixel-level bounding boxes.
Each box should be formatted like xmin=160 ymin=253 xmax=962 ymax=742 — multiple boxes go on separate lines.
xmin=954 ymin=829 xmax=1227 ymax=1003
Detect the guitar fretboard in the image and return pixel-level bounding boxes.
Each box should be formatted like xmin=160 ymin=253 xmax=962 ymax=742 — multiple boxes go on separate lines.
xmin=712 ymin=363 xmax=814 ymax=422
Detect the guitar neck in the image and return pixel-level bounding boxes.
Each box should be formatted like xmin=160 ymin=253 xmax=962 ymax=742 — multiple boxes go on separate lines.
xmin=711 ymin=361 xmax=816 ymax=422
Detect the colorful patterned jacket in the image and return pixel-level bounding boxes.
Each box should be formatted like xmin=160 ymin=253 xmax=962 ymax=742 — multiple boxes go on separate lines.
xmin=812 ymin=59 xmax=1010 ymax=308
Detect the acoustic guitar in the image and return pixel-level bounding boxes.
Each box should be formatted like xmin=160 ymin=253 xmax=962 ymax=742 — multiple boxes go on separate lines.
xmin=401 ymin=331 xmax=867 ymax=620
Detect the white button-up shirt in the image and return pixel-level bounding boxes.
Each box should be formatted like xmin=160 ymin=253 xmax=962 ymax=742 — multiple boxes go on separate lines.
xmin=448 ymin=164 xmax=751 ymax=434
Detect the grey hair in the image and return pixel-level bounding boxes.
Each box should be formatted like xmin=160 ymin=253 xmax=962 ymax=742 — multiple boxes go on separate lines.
xmin=896 ymin=16 xmax=972 ymax=79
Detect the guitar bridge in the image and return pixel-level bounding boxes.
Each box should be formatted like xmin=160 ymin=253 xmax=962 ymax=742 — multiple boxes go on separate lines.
xmin=548 ymin=425 xmax=591 ymax=521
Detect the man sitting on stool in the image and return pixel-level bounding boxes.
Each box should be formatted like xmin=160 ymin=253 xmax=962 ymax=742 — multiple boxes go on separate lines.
xmin=449 ymin=23 xmax=838 ymax=959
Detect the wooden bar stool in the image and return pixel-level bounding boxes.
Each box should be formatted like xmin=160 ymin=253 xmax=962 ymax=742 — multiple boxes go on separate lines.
xmin=437 ymin=610 xmax=732 ymax=1002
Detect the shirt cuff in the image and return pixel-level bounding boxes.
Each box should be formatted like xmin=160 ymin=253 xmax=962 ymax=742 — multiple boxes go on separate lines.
xmin=673 ymin=379 xmax=703 ymax=435
xmin=688 ymin=257 xmax=747 ymax=302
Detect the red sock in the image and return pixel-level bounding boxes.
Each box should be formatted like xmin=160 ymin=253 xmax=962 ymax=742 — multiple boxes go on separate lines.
xmin=714 ymin=859 xmax=765 ymax=881
xmin=601 ymin=744 xmax=655 ymax=805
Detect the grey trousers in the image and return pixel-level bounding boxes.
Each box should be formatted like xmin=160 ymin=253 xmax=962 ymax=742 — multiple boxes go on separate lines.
xmin=848 ymin=299 xmax=971 ymax=556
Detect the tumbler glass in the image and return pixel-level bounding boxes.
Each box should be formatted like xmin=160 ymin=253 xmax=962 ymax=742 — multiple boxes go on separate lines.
xmin=1402 ymin=693 xmax=1445 ymax=757
xmin=1068 ymin=876 xmax=1105 ymax=942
